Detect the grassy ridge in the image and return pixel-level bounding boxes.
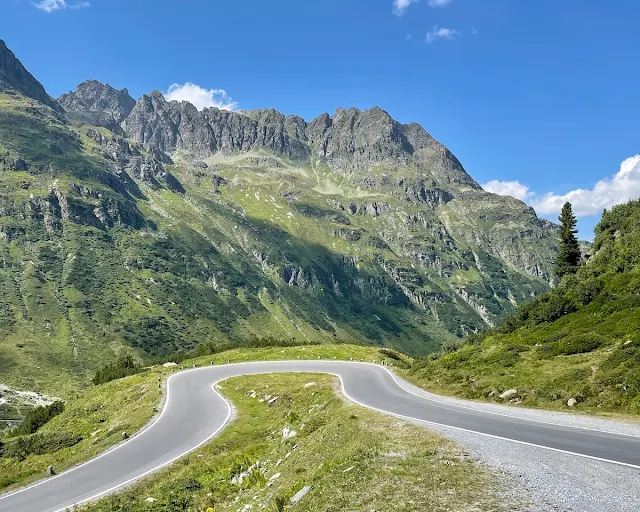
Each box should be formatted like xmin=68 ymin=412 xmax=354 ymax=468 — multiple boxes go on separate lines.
xmin=408 ymin=200 xmax=640 ymax=414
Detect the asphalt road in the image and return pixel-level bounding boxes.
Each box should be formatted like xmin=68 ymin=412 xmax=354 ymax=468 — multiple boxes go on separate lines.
xmin=1 ymin=361 xmax=639 ymax=512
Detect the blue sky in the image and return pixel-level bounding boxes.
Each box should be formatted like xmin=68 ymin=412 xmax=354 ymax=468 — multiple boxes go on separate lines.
xmin=1 ymin=0 xmax=639 ymax=238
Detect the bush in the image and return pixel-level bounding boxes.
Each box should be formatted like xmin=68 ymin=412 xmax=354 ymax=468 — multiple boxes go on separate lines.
xmin=538 ymin=333 xmax=605 ymax=358
xmin=9 ymin=401 xmax=64 ymax=437
xmin=483 ymin=344 xmax=527 ymax=367
xmin=574 ymin=276 xmax=603 ymax=306
xmin=555 ymin=333 xmax=605 ymax=356
xmin=92 ymin=354 xmax=142 ymax=385
xmin=8 ymin=401 xmax=64 ymax=437
xmin=0 ymin=431 xmax=82 ymax=461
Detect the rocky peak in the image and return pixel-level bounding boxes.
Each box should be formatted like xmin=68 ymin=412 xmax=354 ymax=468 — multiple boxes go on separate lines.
xmin=59 ymin=80 xmax=136 ymax=134
xmin=307 ymin=106 xmax=413 ymax=172
xmin=0 ymin=39 xmax=61 ymax=111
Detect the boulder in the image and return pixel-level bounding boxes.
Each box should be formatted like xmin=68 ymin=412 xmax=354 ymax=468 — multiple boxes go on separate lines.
xmin=567 ymin=397 xmax=578 ymax=407
xmin=499 ymin=389 xmax=518 ymax=400
xmin=290 ymin=485 xmax=311 ymax=504
xmin=282 ymin=426 xmax=297 ymax=440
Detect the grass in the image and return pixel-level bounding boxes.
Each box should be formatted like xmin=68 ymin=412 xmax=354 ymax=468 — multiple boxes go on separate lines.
xmin=79 ymin=373 xmax=520 ymax=512
xmin=180 ymin=344 xmax=411 ymax=369
xmin=0 ymin=370 xmax=162 ymax=492
xmin=0 ymin=345 xmax=407 ymax=493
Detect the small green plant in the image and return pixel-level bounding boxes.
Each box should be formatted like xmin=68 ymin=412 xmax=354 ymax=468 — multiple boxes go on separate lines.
xmin=0 ymin=431 xmax=82 ymax=461
xmin=274 ymin=495 xmax=287 ymax=512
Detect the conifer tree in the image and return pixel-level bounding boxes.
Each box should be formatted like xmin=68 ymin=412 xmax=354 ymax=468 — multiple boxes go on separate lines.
xmin=555 ymin=202 xmax=581 ymax=278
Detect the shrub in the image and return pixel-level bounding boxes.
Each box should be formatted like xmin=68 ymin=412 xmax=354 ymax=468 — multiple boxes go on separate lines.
xmin=555 ymin=333 xmax=604 ymax=356
xmin=574 ymin=276 xmax=603 ymax=306
xmin=483 ymin=345 xmax=527 ymax=367
xmin=8 ymin=401 xmax=64 ymax=437
xmin=92 ymin=354 xmax=142 ymax=385
xmin=0 ymin=431 xmax=82 ymax=461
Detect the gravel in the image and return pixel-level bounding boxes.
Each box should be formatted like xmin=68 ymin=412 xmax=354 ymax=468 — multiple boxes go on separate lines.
xmin=392 ymin=375 xmax=638 ymax=512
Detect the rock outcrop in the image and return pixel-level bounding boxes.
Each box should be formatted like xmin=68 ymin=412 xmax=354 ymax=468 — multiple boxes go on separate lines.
xmin=59 ymin=80 xmax=136 ymax=134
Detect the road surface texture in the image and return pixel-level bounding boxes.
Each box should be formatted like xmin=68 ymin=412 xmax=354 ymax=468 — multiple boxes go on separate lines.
xmin=1 ymin=361 xmax=638 ymax=512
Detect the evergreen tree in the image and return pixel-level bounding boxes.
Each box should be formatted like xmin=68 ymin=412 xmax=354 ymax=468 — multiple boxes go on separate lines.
xmin=555 ymin=202 xmax=581 ymax=278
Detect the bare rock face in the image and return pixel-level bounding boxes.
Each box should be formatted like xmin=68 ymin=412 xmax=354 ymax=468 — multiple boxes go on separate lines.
xmin=121 ymin=93 xmax=311 ymax=163
xmin=59 ymin=80 xmax=136 ymax=134
xmin=307 ymin=106 xmax=412 ymax=171
xmin=0 ymin=39 xmax=61 ymax=112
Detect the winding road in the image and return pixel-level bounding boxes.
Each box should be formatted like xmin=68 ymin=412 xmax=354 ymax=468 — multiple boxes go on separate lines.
xmin=1 ymin=361 xmax=639 ymax=512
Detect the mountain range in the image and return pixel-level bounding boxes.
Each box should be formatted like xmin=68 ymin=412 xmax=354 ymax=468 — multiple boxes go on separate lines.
xmin=0 ymin=39 xmax=558 ymax=394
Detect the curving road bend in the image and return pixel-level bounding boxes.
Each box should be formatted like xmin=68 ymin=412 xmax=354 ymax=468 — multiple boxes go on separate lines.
xmin=1 ymin=361 xmax=639 ymax=512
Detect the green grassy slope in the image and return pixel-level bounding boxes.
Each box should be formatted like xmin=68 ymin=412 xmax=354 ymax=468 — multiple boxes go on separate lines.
xmin=409 ymin=200 xmax=640 ymax=414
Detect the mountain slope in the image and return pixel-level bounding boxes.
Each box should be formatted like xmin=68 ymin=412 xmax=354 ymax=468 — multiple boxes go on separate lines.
xmin=0 ymin=39 xmax=557 ymax=396
xmin=0 ymin=40 xmax=60 ymax=112
xmin=410 ymin=199 xmax=640 ymax=413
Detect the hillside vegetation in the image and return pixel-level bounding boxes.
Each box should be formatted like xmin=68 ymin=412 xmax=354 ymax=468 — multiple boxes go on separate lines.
xmin=410 ymin=200 xmax=640 ymax=414
xmin=0 ymin=38 xmax=559 ymax=399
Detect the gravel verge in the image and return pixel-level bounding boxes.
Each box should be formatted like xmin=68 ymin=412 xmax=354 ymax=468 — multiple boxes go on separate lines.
xmin=418 ymin=419 xmax=638 ymax=512
xmin=390 ymin=373 xmax=638 ymax=512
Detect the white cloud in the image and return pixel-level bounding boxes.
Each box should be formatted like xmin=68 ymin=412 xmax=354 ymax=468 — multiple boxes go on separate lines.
xmin=426 ymin=25 xmax=460 ymax=43
xmin=165 ymin=83 xmax=238 ymax=111
xmin=530 ymin=155 xmax=640 ymax=217
xmin=33 ymin=0 xmax=90 ymax=12
xmin=482 ymin=180 xmax=532 ymax=202
xmin=393 ymin=0 xmax=452 ymax=16
xmin=483 ymin=155 xmax=640 ymax=218
xmin=393 ymin=0 xmax=417 ymax=16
